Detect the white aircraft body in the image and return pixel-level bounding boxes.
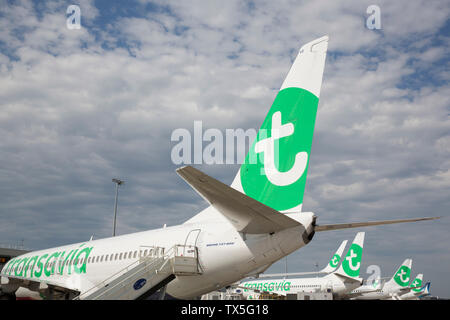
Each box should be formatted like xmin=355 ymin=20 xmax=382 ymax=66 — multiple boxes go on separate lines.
xmin=239 ymin=233 xmax=365 ymax=300
xmin=349 ymin=259 xmax=413 ymax=300
xmin=0 ymin=36 xmax=439 ymax=300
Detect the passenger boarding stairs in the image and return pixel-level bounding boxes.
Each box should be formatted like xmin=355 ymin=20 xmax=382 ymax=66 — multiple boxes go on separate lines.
xmin=74 ymin=245 xmax=201 ymax=300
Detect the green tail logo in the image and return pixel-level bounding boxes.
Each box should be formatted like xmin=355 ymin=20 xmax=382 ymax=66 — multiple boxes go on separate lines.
xmin=329 ymin=254 xmax=341 ymax=268
xmin=411 ymin=277 xmax=423 ymax=292
xmin=341 ymin=243 xmax=363 ymax=277
xmin=240 ymin=87 xmax=319 ymax=211
xmin=394 ymin=266 xmax=411 ymax=287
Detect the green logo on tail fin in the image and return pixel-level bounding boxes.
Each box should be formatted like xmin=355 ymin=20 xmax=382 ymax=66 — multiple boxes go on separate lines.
xmin=329 ymin=254 xmax=340 ymax=268
xmin=394 ymin=266 xmax=411 ymax=287
xmin=411 ymin=277 xmax=422 ymax=292
xmin=240 ymin=87 xmax=319 ymax=211
xmin=342 ymin=244 xmax=363 ymax=277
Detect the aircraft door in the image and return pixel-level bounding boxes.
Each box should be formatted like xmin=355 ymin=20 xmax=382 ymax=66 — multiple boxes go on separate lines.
xmin=183 ymin=229 xmax=201 ymax=257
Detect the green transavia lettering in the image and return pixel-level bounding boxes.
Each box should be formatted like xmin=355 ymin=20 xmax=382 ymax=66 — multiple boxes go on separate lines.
xmin=1 ymin=243 xmax=94 ymax=279
xmin=243 ymin=280 xmax=291 ymax=292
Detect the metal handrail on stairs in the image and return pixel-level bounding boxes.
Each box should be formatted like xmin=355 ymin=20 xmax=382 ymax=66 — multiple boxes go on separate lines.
xmin=74 ymin=244 xmax=200 ymax=300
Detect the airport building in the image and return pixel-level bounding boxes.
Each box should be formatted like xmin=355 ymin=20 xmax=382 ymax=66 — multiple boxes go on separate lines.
xmin=0 ymin=247 xmax=29 ymax=270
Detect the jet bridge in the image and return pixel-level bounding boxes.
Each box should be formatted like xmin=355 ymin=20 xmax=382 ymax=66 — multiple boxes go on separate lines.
xmin=74 ymin=245 xmax=201 ymax=300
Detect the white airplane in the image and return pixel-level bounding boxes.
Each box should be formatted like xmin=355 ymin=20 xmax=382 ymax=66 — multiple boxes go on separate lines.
xmin=0 ymin=35 xmax=439 ymax=300
xmin=239 ymin=232 xmax=366 ymax=300
xmin=349 ymin=258 xmax=413 ymax=300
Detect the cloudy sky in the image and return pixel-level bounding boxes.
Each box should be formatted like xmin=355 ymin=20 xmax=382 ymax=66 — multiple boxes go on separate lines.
xmin=0 ymin=0 xmax=449 ymax=297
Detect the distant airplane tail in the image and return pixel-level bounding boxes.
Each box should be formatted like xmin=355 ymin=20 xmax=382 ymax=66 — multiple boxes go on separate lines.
xmin=410 ymin=274 xmax=423 ymax=293
xmin=231 ymin=36 xmax=329 ymax=213
xmin=419 ymin=282 xmax=431 ymax=297
xmin=319 ymin=239 xmax=348 ymax=274
xmin=383 ymin=259 xmax=412 ymax=291
xmin=333 ymin=232 xmax=365 ymax=281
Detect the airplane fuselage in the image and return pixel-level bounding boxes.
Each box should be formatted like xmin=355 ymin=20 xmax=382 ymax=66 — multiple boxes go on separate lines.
xmin=240 ymin=273 xmax=360 ymax=299
xmin=1 ymin=209 xmax=315 ymax=299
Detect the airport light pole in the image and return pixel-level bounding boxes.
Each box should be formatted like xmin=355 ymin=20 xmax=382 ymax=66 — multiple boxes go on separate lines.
xmin=112 ymin=178 xmax=124 ymax=237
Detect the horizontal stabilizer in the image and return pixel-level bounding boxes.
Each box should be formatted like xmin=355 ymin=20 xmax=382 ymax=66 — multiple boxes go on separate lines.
xmin=176 ymin=166 xmax=301 ymax=234
xmin=315 ymin=216 xmax=440 ymax=232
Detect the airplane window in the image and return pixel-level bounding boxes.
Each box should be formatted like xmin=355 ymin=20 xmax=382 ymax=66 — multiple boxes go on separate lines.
xmin=119 ymin=253 xmax=122 ymax=260
xmin=96 ymin=256 xmax=100 ymax=263
xmin=133 ymin=251 xmax=137 ymax=258
xmin=115 ymin=253 xmax=118 ymax=260
xmin=105 ymin=255 xmax=108 ymax=262
xmin=144 ymin=250 xmax=148 ymax=256
xmin=100 ymin=256 xmax=103 ymax=262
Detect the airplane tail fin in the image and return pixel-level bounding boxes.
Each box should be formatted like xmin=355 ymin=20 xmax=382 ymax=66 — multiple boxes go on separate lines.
xmin=231 ymin=36 xmax=329 ymax=213
xmin=410 ymin=274 xmax=424 ymax=293
xmin=319 ymin=239 xmax=348 ymax=274
xmin=333 ymin=232 xmax=365 ymax=280
xmin=419 ymin=282 xmax=431 ymax=297
xmin=384 ymin=259 xmax=412 ymax=291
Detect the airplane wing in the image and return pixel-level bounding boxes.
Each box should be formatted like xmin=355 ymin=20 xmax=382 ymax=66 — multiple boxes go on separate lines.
xmin=176 ymin=166 xmax=301 ymax=234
